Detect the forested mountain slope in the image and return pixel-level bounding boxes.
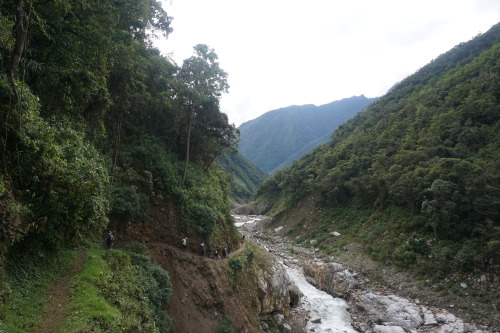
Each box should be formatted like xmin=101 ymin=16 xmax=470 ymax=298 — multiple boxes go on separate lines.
xmin=257 ymin=22 xmax=500 ymax=279
xmin=218 ymin=152 xmax=268 ymax=202
xmin=0 ymin=1 xmax=252 ymax=331
xmin=238 ymin=95 xmax=376 ymax=173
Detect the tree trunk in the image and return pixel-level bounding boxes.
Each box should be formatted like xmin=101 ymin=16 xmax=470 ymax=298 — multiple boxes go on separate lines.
xmin=7 ymin=0 xmax=28 ymax=91
xmin=110 ymin=117 xmax=122 ymax=189
xmin=182 ymin=109 xmax=192 ymax=184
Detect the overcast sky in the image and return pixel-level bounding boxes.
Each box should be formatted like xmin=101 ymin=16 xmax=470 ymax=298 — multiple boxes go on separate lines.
xmin=157 ymin=0 xmax=500 ymax=127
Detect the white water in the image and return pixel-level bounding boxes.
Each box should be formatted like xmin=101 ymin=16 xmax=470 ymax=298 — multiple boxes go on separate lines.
xmin=233 ymin=214 xmax=356 ymax=332
xmin=286 ymin=267 xmax=357 ymax=333
xmin=233 ymin=214 xmax=264 ymax=227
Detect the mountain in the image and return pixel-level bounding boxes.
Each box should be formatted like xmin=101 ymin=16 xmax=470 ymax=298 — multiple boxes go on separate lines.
xmin=218 ymin=152 xmax=268 ymax=202
xmin=237 ymin=95 xmax=377 ymax=174
xmin=256 ymin=22 xmax=500 ymax=282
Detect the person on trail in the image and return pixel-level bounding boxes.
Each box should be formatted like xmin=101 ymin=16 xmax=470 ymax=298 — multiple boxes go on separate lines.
xmin=241 ymin=234 xmax=246 ymax=243
xmin=214 ymin=247 xmax=219 ymax=259
xmin=200 ymin=243 xmax=205 ymax=256
xmin=208 ymin=246 xmax=214 ymax=258
xmin=105 ymin=231 xmax=114 ymax=249
xmin=182 ymin=237 xmax=187 ymax=250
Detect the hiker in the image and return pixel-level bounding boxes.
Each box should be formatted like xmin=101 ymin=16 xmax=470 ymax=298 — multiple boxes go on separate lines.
xmin=241 ymin=234 xmax=246 ymax=243
xmin=105 ymin=231 xmax=114 ymax=249
xmin=200 ymin=243 xmax=205 ymax=256
xmin=182 ymin=237 xmax=187 ymax=250
xmin=208 ymin=246 xmax=214 ymax=258
xmin=214 ymin=247 xmax=219 ymax=259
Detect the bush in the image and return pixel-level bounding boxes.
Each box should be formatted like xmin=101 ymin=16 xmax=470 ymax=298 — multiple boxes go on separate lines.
xmin=228 ymin=257 xmax=243 ymax=281
xmin=111 ymin=186 xmax=142 ymax=218
xmin=190 ymin=203 xmax=217 ymax=239
xmin=217 ymin=315 xmax=234 ymax=333
xmin=62 ymin=249 xmax=173 ymax=332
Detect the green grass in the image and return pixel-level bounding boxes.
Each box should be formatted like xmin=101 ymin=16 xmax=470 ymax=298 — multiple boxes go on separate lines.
xmin=56 ymin=248 xmax=121 ymax=332
xmin=0 ymin=249 xmax=75 ymax=332
xmin=0 ymin=246 xmax=172 ymax=333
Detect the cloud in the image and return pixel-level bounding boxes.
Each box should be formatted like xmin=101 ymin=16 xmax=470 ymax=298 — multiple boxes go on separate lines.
xmin=158 ymin=0 xmax=500 ymax=126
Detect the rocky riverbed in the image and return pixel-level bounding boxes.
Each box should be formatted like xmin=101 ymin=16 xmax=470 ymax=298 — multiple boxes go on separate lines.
xmin=235 ymin=214 xmax=497 ymax=333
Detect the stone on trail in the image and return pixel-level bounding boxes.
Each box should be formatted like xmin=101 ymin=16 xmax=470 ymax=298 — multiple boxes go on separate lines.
xmin=310 ymin=316 xmax=321 ymax=323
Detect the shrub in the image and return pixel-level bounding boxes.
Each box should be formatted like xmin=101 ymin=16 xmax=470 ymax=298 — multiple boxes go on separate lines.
xmin=228 ymin=258 xmax=243 ymax=281
xmin=190 ymin=203 xmax=217 ymax=239
xmin=217 ymin=315 xmax=234 ymax=333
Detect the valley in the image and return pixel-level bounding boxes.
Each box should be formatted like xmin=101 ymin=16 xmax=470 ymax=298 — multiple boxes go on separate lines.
xmin=236 ymin=214 xmax=499 ymax=332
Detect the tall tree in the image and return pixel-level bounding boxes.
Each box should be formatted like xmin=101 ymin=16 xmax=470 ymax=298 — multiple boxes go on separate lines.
xmin=176 ymin=44 xmax=230 ymax=183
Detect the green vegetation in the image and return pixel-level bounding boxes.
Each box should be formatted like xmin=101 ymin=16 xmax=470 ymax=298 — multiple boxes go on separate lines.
xmin=0 ymin=246 xmax=172 ymax=332
xmin=60 ymin=247 xmax=172 ymax=333
xmin=0 ymin=0 xmax=239 ymax=329
xmin=0 ymin=248 xmax=74 ymax=332
xmin=228 ymin=257 xmax=243 ymax=281
xmin=238 ymin=95 xmax=376 ymax=173
xmin=218 ymin=152 xmax=268 ymax=202
xmin=217 ymin=315 xmax=235 ymax=333
xmin=257 ymin=23 xmax=500 ymax=277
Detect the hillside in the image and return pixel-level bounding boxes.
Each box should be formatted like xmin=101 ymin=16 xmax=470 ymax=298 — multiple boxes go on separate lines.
xmin=255 ymin=21 xmax=500 ymax=316
xmin=0 ymin=1 xmax=262 ymax=331
xmin=218 ymin=152 xmax=268 ymax=202
xmin=238 ymin=95 xmax=377 ymax=173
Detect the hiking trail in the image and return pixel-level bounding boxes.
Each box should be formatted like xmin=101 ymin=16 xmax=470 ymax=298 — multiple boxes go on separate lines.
xmin=34 ymin=251 xmax=85 ymax=333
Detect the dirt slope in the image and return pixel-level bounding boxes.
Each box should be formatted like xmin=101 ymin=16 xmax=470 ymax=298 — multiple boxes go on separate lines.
xmin=146 ymin=242 xmax=260 ymax=332
xmin=124 ymin=203 xmax=263 ymax=333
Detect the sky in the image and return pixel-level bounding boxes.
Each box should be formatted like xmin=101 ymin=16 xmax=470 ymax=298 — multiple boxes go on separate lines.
xmin=157 ymin=0 xmax=500 ymax=127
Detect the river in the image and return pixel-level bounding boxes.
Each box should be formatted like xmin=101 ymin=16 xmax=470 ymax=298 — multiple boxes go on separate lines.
xmin=233 ymin=213 xmax=493 ymax=333
xmin=234 ymin=214 xmax=357 ymax=332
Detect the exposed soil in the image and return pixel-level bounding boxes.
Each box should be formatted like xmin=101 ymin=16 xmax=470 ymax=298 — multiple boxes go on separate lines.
xmin=124 ymin=203 xmax=264 ymax=333
xmin=34 ymin=251 xmax=85 ymax=333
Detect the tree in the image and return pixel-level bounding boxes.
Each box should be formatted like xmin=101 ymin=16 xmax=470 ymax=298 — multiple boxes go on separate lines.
xmin=176 ymin=44 xmax=230 ymax=183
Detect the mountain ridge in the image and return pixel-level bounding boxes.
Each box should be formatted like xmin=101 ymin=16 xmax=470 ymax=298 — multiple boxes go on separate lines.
xmin=238 ymin=95 xmax=377 ymax=173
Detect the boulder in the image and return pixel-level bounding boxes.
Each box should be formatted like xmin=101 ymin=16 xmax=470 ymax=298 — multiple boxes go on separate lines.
xmin=357 ymin=293 xmax=422 ymax=329
xmin=373 ymin=325 xmax=406 ymax=333
xmin=257 ymin=261 xmax=302 ymax=314
xmin=302 ymin=260 xmax=359 ymax=298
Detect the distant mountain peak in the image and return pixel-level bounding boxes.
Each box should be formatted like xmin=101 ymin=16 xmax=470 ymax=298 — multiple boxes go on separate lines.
xmin=237 ymin=95 xmax=377 ymax=173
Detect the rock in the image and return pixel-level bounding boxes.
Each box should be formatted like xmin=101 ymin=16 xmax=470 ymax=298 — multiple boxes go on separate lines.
xmin=373 ymin=325 xmax=406 ymax=333
xmin=302 ymin=261 xmax=359 ymax=298
xmin=357 ymin=293 xmax=422 ymax=329
xmin=460 ymin=282 xmax=468 ymax=289
xmin=289 ymin=284 xmax=302 ymax=307
xmin=330 ymin=231 xmax=341 ymax=236
xmin=310 ymin=317 xmax=321 ymax=323
xmin=421 ymin=306 xmax=438 ymax=326
xmin=274 ymin=226 xmax=283 ymax=233
xmin=310 ymin=239 xmax=317 ymax=245
xmin=260 ymin=321 xmax=269 ymax=330
xmin=257 ymin=260 xmax=302 ymax=314
xmin=280 ymin=323 xmax=292 ymax=332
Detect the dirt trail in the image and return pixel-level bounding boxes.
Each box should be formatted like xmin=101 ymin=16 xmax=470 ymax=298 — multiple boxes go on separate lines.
xmin=34 ymin=251 xmax=85 ymax=333
xmin=147 ymin=240 xmax=247 ymax=261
